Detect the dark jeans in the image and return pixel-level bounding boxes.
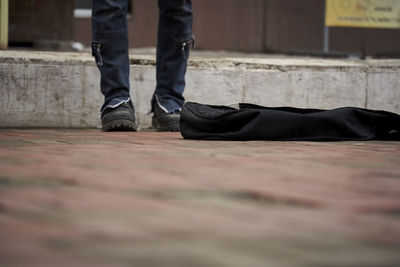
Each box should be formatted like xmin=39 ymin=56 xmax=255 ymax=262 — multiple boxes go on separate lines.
xmin=92 ymin=0 xmax=194 ymax=113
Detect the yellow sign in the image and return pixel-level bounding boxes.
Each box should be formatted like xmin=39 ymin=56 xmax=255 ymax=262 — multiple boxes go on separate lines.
xmin=326 ymin=0 xmax=400 ymax=28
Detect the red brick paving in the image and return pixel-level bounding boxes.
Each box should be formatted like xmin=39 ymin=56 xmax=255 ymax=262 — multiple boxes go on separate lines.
xmin=0 ymin=129 xmax=400 ymax=266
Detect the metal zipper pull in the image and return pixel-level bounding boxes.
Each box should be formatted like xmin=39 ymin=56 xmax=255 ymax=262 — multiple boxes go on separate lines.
xmin=181 ymin=38 xmax=195 ymax=59
xmin=96 ymin=44 xmax=103 ymax=66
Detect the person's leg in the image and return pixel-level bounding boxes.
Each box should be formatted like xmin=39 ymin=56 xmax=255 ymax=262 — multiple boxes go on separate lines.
xmin=152 ymin=0 xmax=194 ymax=131
xmin=92 ymin=0 xmax=136 ymax=131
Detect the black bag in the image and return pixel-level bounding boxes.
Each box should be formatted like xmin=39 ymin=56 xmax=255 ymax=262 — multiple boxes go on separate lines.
xmin=180 ymin=102 xmax=400 ymax=141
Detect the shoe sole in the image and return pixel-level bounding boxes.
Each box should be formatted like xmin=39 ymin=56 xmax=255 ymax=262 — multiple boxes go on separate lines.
xmin=152 ymin=118 xmax=180 ymax=132
xmin=102 ymin=119 xmax=137 ymax=132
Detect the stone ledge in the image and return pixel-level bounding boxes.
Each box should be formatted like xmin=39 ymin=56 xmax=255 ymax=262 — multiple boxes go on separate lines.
xmin=1 ymin=50 xmax=399 ymax=128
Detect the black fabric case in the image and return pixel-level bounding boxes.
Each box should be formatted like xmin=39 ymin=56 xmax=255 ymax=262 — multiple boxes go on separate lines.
xmin=180 ymin=102 xmax=400 ymax=141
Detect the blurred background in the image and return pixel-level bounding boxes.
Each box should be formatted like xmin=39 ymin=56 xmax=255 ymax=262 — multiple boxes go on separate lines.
xmin=5 ymin=0 xmax=400 ymax=58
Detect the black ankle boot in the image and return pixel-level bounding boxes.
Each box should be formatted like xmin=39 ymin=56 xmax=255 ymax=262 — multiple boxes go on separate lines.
xmin=101 ymin=103 xmax=137 ymax=132
xmin=152 ymin=103 xmax=180 ymax=132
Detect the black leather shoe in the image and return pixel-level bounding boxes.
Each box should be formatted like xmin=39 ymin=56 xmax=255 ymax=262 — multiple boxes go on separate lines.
xmin=152 ymin=103 xmax=180 ymax=132
xmin=101 ymin=103 xmax=137 ymax=132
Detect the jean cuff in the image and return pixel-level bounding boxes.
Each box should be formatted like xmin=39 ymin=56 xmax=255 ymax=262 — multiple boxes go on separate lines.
xmin=101 ymin=97 xmax=131 ymax=114
xmin=152 ymin=95 xmax=182 ymax=114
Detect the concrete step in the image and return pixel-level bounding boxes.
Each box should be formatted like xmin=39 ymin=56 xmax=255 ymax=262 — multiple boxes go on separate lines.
xmin=1 ymin=50 xmax=399 ymax=128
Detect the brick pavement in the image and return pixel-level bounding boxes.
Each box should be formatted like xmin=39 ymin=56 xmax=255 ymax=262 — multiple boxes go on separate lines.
xmin=0 ymin=129 xmax=399 ymax=267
